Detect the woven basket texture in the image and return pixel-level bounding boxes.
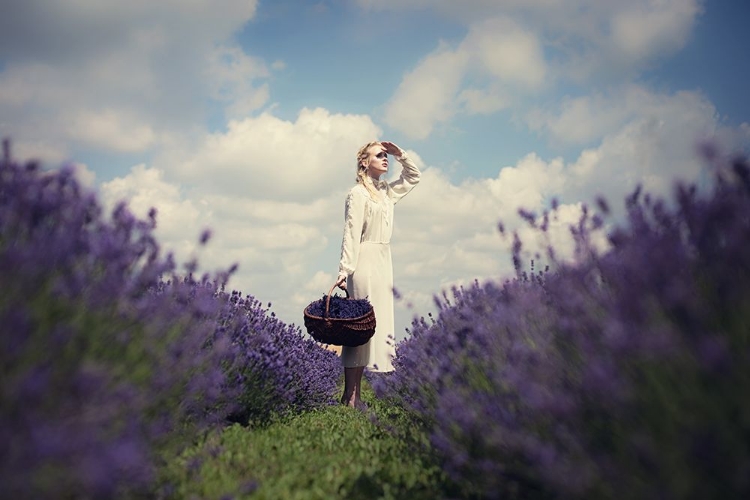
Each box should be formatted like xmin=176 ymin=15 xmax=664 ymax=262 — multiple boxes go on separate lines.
xmin=303 ymin=284 xmax=376 ymax=347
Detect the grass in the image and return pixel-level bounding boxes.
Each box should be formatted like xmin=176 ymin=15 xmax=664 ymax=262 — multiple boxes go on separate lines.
xmin=160 ymin=381 xmax=454 ymax=500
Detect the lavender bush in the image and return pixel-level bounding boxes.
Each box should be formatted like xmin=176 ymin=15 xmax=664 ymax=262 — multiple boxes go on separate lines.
xmin=374 ymin=152 xmax=750 ymax=499
xmin=0 ymin=141 xmax=339 ymax=498
xmin=220 ymin=291 xmax=340 ymax=426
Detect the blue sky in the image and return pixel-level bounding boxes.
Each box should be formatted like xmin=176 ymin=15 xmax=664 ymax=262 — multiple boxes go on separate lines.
xmin=1 ymin=0 xmax=749 ymax=338
xmin=234 ymin=0 xmax=750 ymax=177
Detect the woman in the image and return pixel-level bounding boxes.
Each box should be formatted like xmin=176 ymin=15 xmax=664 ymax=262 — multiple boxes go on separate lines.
xmin=336 ymin=140 xmax=421 ymax=409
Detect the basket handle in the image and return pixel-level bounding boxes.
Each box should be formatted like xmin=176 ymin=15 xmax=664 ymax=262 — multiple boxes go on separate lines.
xmin=325 ymin=282 xmax=349 ymax=319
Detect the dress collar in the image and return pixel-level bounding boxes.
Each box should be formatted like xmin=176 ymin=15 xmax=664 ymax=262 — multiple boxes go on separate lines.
xmin=366 ymin=176 xmax=386 ymax=189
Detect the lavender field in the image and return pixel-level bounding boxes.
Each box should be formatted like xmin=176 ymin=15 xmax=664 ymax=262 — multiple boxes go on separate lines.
xmin=373 ymin=148 xmax=750 ymax=498
xmin=2 ymin=136 xmax=749 ymax=499
xmin=0 ymin=140 xmax=340 ymax=498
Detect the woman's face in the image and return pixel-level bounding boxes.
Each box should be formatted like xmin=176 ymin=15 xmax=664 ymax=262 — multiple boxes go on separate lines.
xmin=364 ymin=143 xmax=388 ymax=179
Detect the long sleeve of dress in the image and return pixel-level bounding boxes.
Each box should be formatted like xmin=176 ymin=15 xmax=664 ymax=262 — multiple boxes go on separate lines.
xmin=388 ymin=152 xmax=421 ymax=203
xmin=337 ymin=188 xmax=366 ymax=280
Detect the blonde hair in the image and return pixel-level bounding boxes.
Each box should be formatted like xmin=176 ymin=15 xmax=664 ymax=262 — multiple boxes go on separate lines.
xmin=355 ymin=141 xmax=381 ymax=200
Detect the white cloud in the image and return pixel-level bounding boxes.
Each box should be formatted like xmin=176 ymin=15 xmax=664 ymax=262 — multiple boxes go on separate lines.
xmin=383 ymin=43 xmax=470 ymax=140
xmin=0 ymin=0 xmax=259 ymax=61
xmin=356 ymin=0 xmax=562 ymax=20
xmin=358 ymin=0 xmax=702 ymax=68
xmin=41 ymin=161 xmax=97 ymax=190
xmin=291 ymin=270 xmax=339 ymax=312
xmin=384 ymin=17 xmax=546 ymax=139
xmin=69 ymin=109 xmax=157 ymax=152
xmin=94 ymin=80 xmax=748 ymax=341
xmin=2 ymin=0 xmax=743 ymax=352
xmin=385 ymin=86 xmax=745 ymax=337
xmin=98 ymin=162 xmax=341 ymax=329
xmin=69 ymin=162 xmax=97 ymax=188
xmin=96 ymin=107 xmax=384 ymax=331
xmin=379 ymin=0 xmax=704 ymax=139
xmin=457 ymin=87 xmax=509 ymax=115
xmin=462 ymin=17 xmax=547 ymax=88
xmin=9 ymin=137 xmax=70 ymax=165
xmin=489 ymin=153 xmax=566 ymax=209
xmin=0 ymin=0 xmax=266 ymax=158
xmin=525 ymin=86 xmax=750 ymax=170
xmin=556 ymin=88 xmax=739 ymax=204
xmin=163 ymin=107 xmax=383 ymax=202
xmin=207 ymin=45 xmax=271 ymax=119
xmin=387 ymin=152 xmax=569 ymax=315
xmin=526 ymin=85 xmax=671 ymax=146
xmin=100 ymin=164 xmax=208 ymax=261
xmin=610 ymin=1 xmax=702 ymax=63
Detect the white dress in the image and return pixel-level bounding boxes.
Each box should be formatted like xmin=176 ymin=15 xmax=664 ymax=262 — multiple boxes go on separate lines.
xmin=337 ymin=152 xmax=420 ymax=372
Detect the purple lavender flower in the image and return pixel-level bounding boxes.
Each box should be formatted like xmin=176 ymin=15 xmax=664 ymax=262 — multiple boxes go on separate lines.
xmin=199 ymin=228 xmax=212 ymax=245
xmin=0 ymin=140 xmax=340 ymax=497
xmin=306 ymin=294 xmax=373 ymax=319
xmin=374 ymin=149 xmax=750 ymax=499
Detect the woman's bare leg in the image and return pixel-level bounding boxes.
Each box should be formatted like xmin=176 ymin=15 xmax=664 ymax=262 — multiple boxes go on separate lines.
xmin=341 ymin=366 xmax=365 ymax=407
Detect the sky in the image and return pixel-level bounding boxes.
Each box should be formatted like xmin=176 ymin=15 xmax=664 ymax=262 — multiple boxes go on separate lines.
xmin=2 ymin=0 xmax=749 ymax=340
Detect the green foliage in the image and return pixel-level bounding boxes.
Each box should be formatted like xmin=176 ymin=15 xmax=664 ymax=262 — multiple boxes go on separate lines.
xmin=160 ymin=383 xmax=452 ymax=500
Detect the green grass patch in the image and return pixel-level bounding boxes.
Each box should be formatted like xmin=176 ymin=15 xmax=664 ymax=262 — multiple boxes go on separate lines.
xmin=160 ymin=382 xmax=453 ymax=499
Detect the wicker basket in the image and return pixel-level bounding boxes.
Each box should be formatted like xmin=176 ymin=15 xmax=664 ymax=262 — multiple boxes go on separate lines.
xmin=303 ymin=283 xmax=376 ymax=347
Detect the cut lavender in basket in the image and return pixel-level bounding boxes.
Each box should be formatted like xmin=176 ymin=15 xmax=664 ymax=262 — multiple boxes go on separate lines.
xmin=306 ymin=294 xmax=373 ymax=319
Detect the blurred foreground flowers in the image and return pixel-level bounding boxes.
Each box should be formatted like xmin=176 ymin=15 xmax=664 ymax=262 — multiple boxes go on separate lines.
xmin=374 ymin=151 xmax=750 ymax=499
xmin=0 ymin=141 xmax=339 ymax=498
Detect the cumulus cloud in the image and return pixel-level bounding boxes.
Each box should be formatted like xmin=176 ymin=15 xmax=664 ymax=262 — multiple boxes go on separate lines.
xmin=96 ymin=107 xmax=383 ymax=330
xmin=546 ymin=88 xmax=745 ymax=204
xmin=386 ymin=85 xmax=744 ymax=337
xmin=100 ymin=164 xmax=208 ymax=260
xmin=610 ymin=1 xmax=702 ymax=63
xmin=390 ymin=149 xmax=569 ymax=300
xmin=383 ymin=156 xmax=598 ymax=339
xmin=0 ymin=0 xmax=259 ymax=61
xmin=6 ymin=0 xmax=734 ymax=345
xmin=68 ymin=109 xmax=158 ymax=152
xmin=379 ymin=0 xmax=703 ymax=139
xmin=94 ymin=79 xmax=746 ymax=340
xmin=462 ymin=17 xmax=547 ymax=88
xmin=358 ymin=0 xmax=702 ymax=67
xmin=383 ymin=43 xmax=470 ymax=140
xmin=384 ymin=17 xmax=546 ymax=139
xmin=207 ymin=45 xmax=272 ymax=119
xmin=525 ymin=85 xmax=717 ymax=147
xmin=161 ymin=107 xmax=383 ymax=202
xmin=9 ymin=137 xmax=71 ymax=166
xmin=69 ymin=162 xmax=97 ymax=189
xmin=98 ymin=160 xmax=343 ymax=328
xmin=0 ymin=0 xmax=267 ymax=162
xmin=457 ymin=87 xmax=509 ymax=115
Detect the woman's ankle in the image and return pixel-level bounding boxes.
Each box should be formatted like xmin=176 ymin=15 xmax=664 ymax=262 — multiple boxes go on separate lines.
xmin=340 ymin=392 xmax=354 ymax=405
